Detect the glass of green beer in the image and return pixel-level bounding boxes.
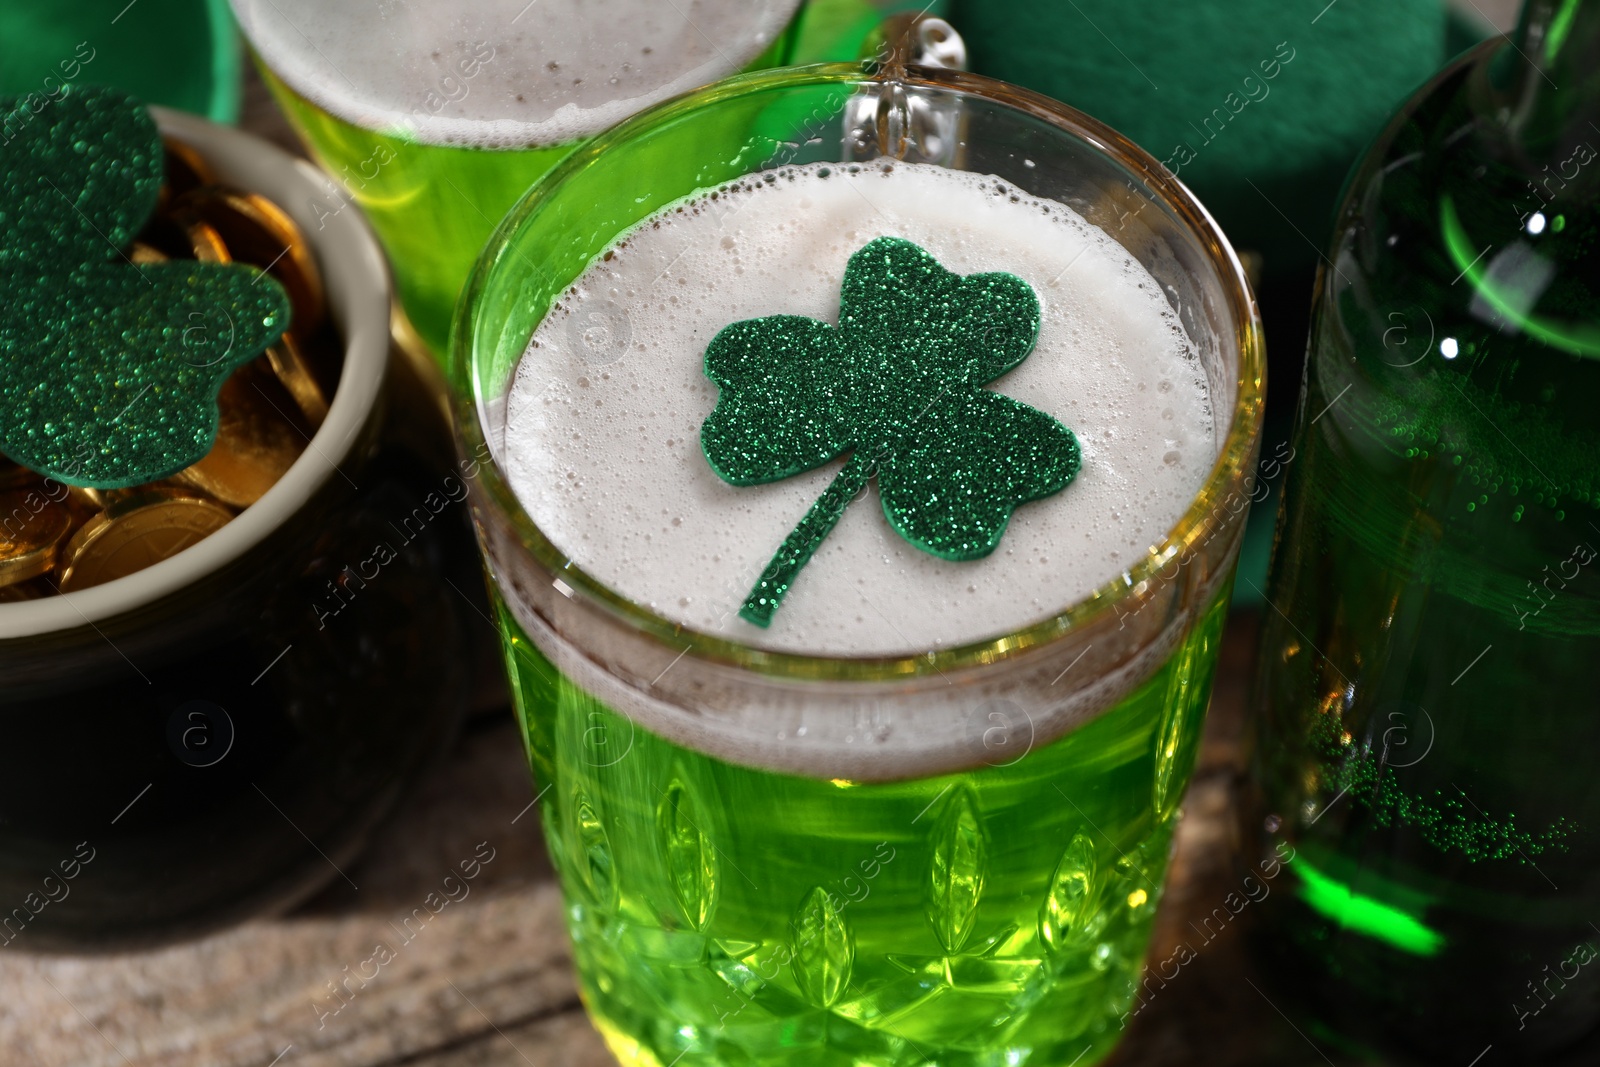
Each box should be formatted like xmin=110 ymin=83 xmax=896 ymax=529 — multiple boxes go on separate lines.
xmin=455 ymin=64 xmax=1264 ymax=1067
xmin=228 ymin=0 xmax=812 ymax=363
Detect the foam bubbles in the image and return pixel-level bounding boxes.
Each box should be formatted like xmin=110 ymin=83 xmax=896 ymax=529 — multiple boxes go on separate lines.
xmin=504 ymin=162 xmax=1216 ymax=655
xmin=232 ymin=0 xmax=802 ymax=147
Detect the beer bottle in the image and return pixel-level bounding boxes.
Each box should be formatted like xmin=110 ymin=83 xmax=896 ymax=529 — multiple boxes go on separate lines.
xmin=1246 ymin=0 xmax=1600 ymax=1061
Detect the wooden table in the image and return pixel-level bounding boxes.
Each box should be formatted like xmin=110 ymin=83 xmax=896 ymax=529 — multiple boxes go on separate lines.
xmin=0 ymin=79 xmax=1333 ymax=1067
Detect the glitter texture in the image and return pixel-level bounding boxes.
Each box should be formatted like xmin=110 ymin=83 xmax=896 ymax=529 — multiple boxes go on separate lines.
xmin=701 ymin=237 xmax=1081 ymax=627
xmin=0 ymin=86 xmax=291 ymax=489
xmin=1310 ymin=712 xmax=1574 ymax=862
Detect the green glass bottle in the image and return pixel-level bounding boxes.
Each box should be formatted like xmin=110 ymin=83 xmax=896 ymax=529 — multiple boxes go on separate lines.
xmin=1247 ymin=0 xmax=1600 ymax=1061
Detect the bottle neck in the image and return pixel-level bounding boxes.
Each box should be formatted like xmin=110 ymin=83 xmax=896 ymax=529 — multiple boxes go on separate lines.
xmin=1487 ymin=0 xmax=1600 ymax=162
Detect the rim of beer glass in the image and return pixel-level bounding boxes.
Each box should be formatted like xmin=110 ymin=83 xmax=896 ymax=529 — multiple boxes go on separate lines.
xmin=453 ymin=62 xmax=1265 ymax=680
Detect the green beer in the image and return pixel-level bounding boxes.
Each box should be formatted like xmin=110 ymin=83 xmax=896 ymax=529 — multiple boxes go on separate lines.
xmin=231 ymin=0 xmax=948 ymax=362
xmin=229 ymin=0 xmax=809 ymax=359
xmin=499 ymin=587 xmax=1229 ymax=1066
xmin=457 ymin=67 xmax=1264 ymax=1066
xmin=1247 ymin=0 xmax=1600 ymax=1059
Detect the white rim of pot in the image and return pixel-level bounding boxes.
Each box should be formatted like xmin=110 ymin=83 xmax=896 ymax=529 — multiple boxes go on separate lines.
xmin=0 ymin=106 xmax=391 ymax=640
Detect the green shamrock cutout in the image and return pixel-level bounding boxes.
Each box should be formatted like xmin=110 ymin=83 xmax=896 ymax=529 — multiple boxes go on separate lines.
xmin=702 ymin=236 xmax=1082 ymax=628
xmin=0 ymin=85 xmax=290 ymax=489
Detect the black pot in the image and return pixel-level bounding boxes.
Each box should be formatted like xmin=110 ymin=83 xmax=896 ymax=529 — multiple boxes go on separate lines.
xmin=0 ymin=109 xmax=482 ymax=950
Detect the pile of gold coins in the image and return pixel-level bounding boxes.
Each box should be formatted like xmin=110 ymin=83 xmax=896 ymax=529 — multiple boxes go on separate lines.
xmin=0 ymin=140 xmax=341 ymax=603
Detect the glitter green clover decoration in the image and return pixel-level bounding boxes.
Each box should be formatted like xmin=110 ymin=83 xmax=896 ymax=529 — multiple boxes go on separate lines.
xmin=702 ymin=236 xmax=1082 ymax=628
xmin=0 ymin=85 xmax=290 ymax=489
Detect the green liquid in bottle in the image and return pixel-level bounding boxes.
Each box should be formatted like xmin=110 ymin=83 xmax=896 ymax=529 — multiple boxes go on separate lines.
xmin=1249 ymin=0 xmax=1600 ymax=1058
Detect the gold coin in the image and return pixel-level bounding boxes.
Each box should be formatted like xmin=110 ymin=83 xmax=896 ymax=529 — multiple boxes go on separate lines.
xmin=163 ymin=138 xmax=215 ymax=202
xmin=67 ymin=485 xmax=108 ymax=511
xmin=141 ymin=211 xmax=231 ymax=263
xmin=0 ymin=490 xmax=74 ymax=588
xmin=180 ymin=214 xmax=231 ymax=263
xmin=142 ymin=478 xmax=221 ymax=504
xmin=177 ymin=187 xmax=325 ymax=340
xmin=129 ymin=241 xmax=169 ymax=265
xmin=265 ymin=333 xmax=329 ymax=429
xmin=171 ymin=365 xmax=304 ymax=508
xmin=58 ymin=490 xmax=234 ymax=593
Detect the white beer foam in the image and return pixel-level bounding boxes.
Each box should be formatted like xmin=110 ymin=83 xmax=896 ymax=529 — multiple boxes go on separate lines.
xmin=231 ymin=0 xmax=802 ymax=147
xmin=504 ymin=161 xmax=1217 ymax=656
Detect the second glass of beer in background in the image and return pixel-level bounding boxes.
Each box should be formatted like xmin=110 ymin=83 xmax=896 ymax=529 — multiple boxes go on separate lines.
xmin=229 ymin=0 xmax=812 ymax=361
xmin=455 ymin=62 xmax=1264 ymax=1067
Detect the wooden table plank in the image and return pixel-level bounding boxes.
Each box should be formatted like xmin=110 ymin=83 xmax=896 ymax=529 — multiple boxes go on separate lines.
xmin=1 ymin=721 xmax=582 ymax=1067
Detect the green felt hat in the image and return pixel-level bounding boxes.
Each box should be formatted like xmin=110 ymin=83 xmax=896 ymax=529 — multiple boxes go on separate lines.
xmin=951 ymin=0 xmax=1452 ymax=275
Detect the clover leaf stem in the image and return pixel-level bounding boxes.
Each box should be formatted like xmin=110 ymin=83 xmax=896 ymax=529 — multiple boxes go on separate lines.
xmin=739 ymin=451 xmax=876 ymax=628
